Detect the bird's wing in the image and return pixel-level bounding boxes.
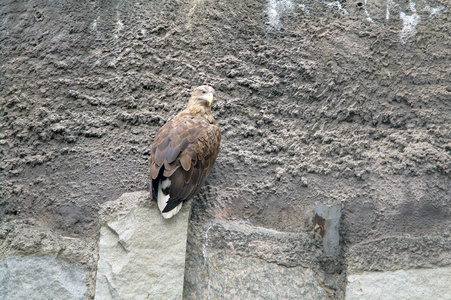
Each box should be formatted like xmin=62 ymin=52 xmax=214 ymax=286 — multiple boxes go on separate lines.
xmin=150 ymin=115 xmax=221 ymax=202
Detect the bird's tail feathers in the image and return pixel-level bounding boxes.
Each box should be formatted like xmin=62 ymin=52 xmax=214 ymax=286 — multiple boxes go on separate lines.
xmin=157 ymin=178 xmax=183 ymax=219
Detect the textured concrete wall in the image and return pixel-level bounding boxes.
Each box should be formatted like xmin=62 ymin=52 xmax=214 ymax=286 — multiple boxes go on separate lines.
xmin=1 ymin=0 xmax=450 ymax=298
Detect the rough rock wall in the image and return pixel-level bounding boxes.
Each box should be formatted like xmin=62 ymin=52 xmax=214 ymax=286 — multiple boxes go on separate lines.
xmin=1 ymin=0 xmax=450 ymax=298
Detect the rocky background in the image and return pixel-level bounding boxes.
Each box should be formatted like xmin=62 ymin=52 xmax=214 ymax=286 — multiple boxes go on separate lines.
xmin=1 ymin=0 xmax=450 ymax=299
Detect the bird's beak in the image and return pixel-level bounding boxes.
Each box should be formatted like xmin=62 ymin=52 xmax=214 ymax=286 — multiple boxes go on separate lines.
xmin=202 ymin=93 xmax=214 ymax=105
xmin=208 ymin=93 xmax=214 ymax=105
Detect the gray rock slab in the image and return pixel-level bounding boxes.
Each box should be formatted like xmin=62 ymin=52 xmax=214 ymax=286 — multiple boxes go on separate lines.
xmin=0 ymin=255 xmax=89 ymax=300
xmin=184 ymin=220 xmax=328 ymax=299
xmin=346 ymin=236 xmax=451 ymax=272
xmin=95 ymin=191 xmax=191 ymax=300
xmin=315 ymin=203 xmax=342 ymax=257
xmin=0 ymin=219 xmax=97 ymax=297
xmin=346 ymin=267 xmax=451 ymax=300
xmin=206 ymin=253 xmax=329 ymax=299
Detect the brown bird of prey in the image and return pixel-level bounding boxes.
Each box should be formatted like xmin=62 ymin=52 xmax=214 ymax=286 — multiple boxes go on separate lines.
xmin=150 ymin=85 xmax=221 ymax=219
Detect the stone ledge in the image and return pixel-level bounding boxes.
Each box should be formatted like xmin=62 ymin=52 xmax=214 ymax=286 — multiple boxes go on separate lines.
xmin=207 ymin=253 xmax=328 ymax=299
xmin=346 ymin=267 xmax=451 ymax=300
xmin=184 ymin=220 xmax=330 ymax=299
xmin=0 ymin=219 xmax=96 ymax=298
xmin=346 ymin=236 xmax=451 ymax=272
xmin=95 ymin=191 xmax=191 ymax=300
xmin=0 ymin=255 xmax=89 ymax=300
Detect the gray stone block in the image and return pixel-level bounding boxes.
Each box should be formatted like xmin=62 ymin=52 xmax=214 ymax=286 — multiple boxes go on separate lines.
xmin=315 ymin=203 xmax=342 ymax=257
xmin=184 ymin=220 xmax=329 ymax=299
xmin=346 ymin=267 xmax=451 ymax=300
xmin=206 ymin=253 xmax=329 ymax=299
xmin=95 ymin=191 xmax=191 ymax=300
xmin=0 ymin=255 xmax=89 ymax=300
xmin=346 ymin=236 xmax=451 ymax=272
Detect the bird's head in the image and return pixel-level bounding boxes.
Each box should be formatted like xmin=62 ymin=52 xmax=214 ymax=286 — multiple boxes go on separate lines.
xmin=189 ymin=85 xmax=215 ymax=108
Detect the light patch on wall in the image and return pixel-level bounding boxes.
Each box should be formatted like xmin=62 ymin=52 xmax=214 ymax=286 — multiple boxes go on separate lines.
xmin=399 ymin=1 xmax=420 ymax=44
xmin=91 ymin=19 xmax=97 ymax=31
xmin=364 ymin=0 xmax=374 ymax=22
xmin=90 ymin=16 xmax=103 ymax=42
xmin=325 ymin=1 xmax=349 ymax=16
xmin=114 ymin=0 xmax=124 ymax=41
xmin=264 ymin=0 xmax=295 ymax=31
xmin=299 ymin=4 xmax=310 ymax=15
xmin=186 ymin=0 xmax=206 ymax=29
xmin=262 ymin=0 xmax=446 ymax=44
xmin=114 ymin=19 xmax=124 ymax=40
xmin=386 ymin=0 xmax=399 ymax=20
xmin=363 ymin=0 xmax=446 ymax=44
xmin=423 ymin=4 xmax=445 ymax=19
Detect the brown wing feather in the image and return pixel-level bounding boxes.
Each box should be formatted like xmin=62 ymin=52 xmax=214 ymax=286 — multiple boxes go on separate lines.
xmin=168 ymin=118 xmax=220 ymax=202
xmin=149 ymin=112 xmax=221 ymax=203
xmin=168 ymin=168 xmax=186 ymax=200
xmin=190 ymin=162 xmax=203 ymax=186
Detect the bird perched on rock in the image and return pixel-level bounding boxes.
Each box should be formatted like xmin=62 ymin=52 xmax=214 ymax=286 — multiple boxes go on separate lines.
xmin=150 ymin=85 xmax=221 ymax=219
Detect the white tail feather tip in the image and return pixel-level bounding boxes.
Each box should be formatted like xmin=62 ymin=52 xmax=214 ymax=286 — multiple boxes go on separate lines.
xmin=161 ymin=202 xmax=183 ymax=219
xmin=157 ymin=179 xmax=171 ymax=212
xmin=157 ymin=178 xmax=183 ymax=218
